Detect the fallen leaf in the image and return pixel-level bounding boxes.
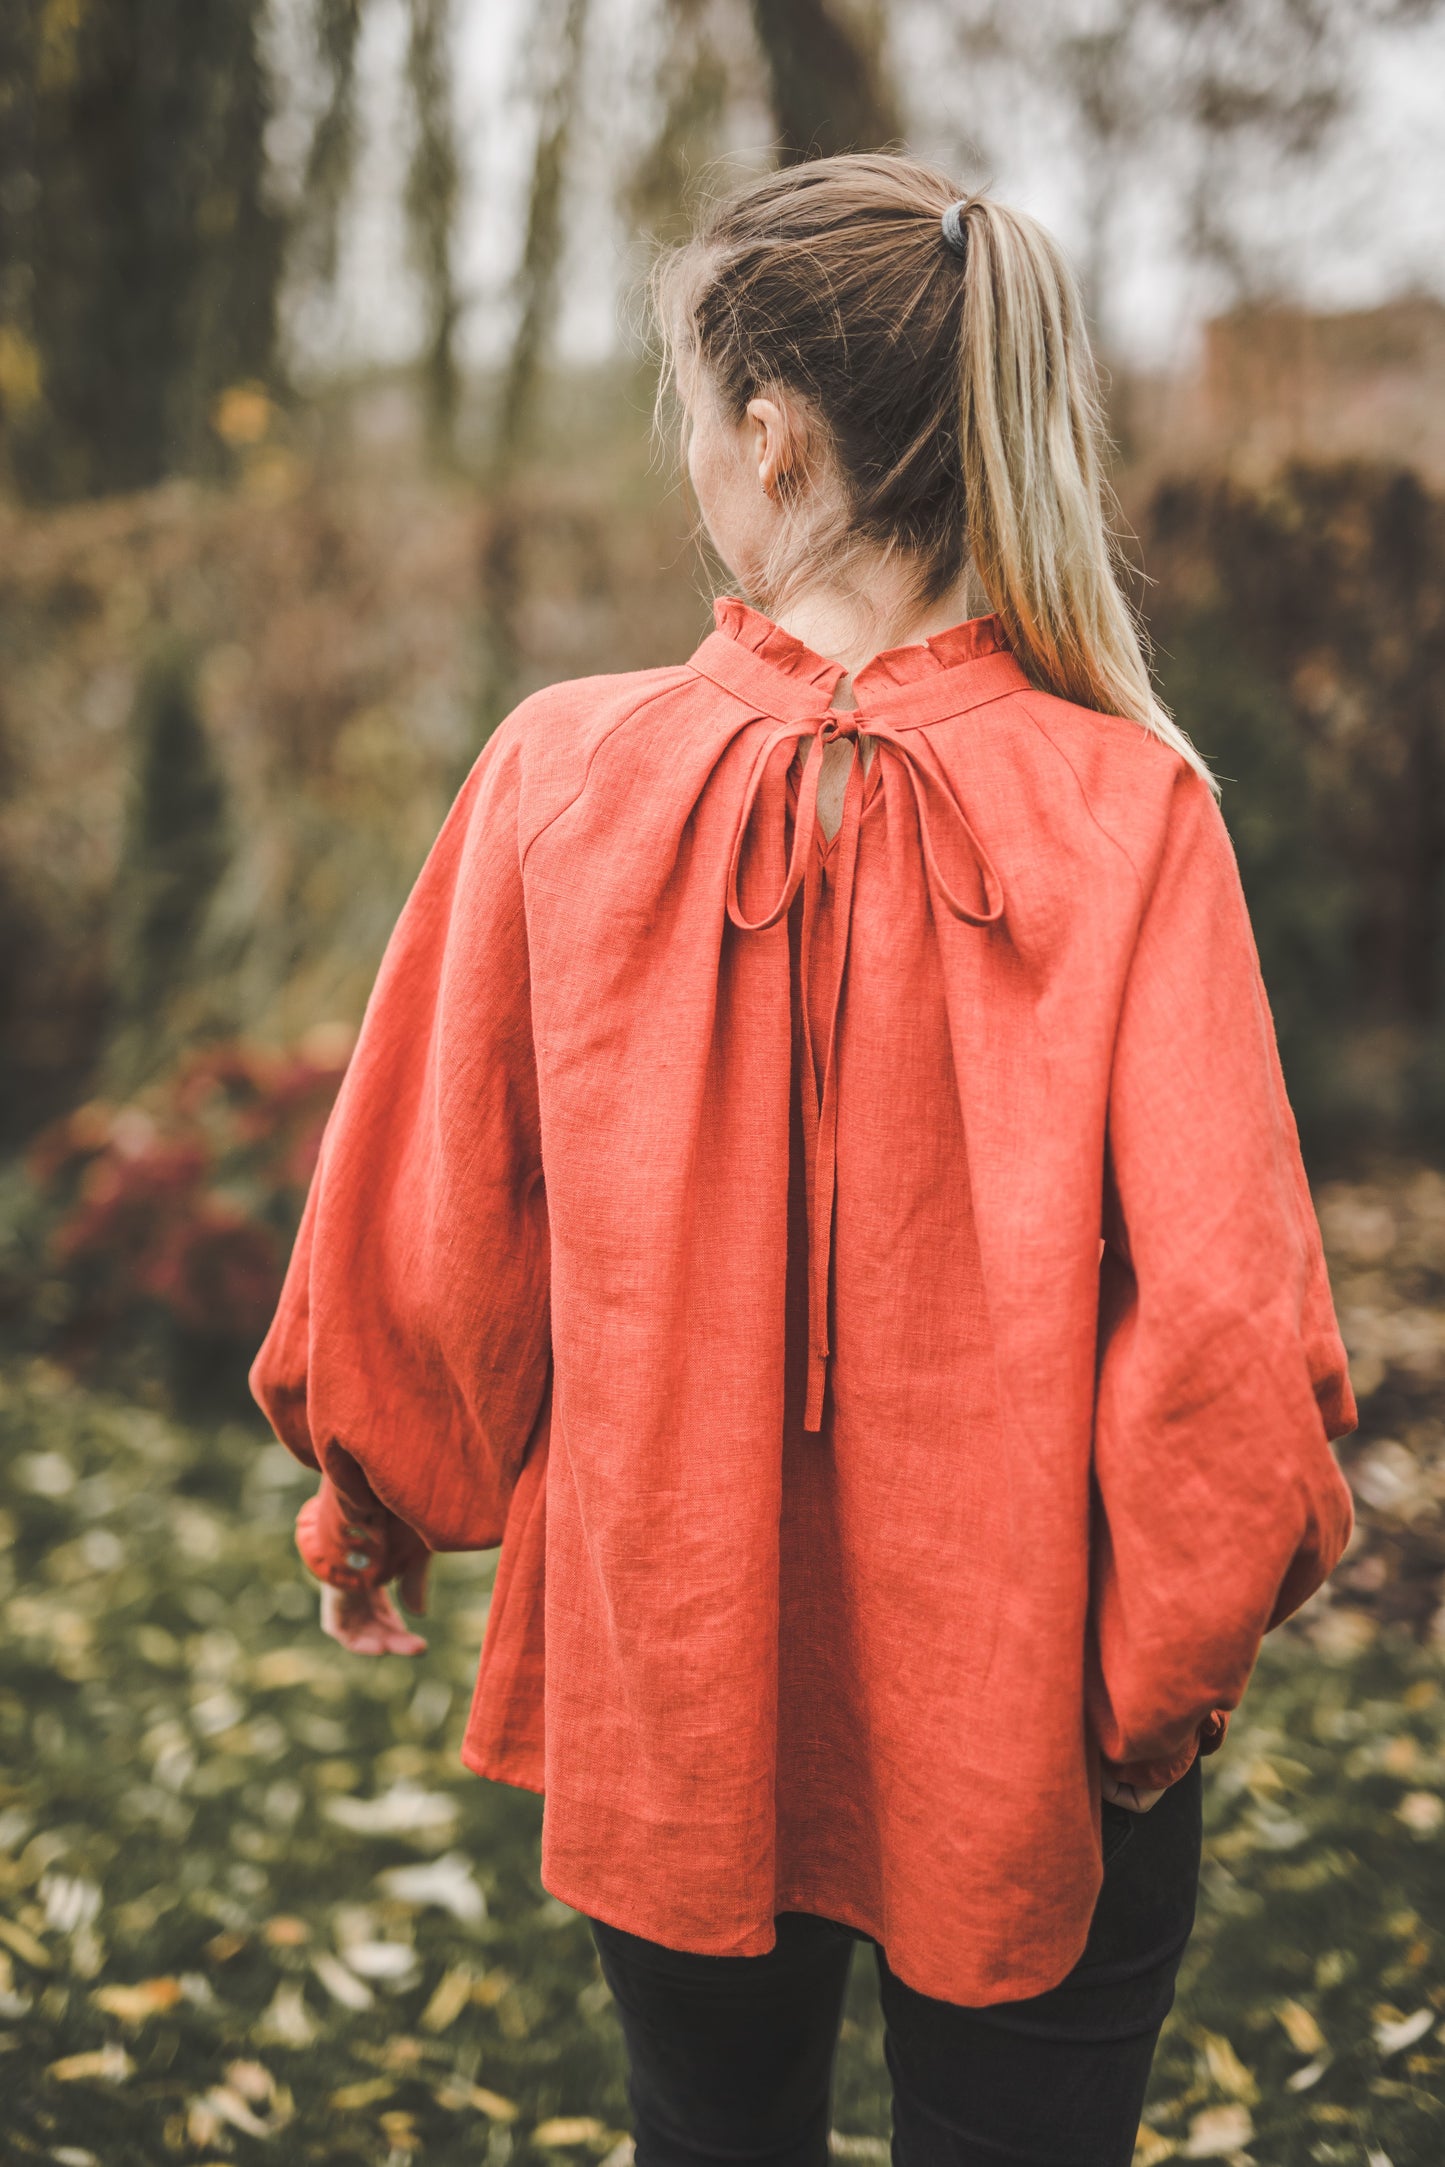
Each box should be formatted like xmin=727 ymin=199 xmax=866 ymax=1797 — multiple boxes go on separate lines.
xmin=472 ymin=1967 xmax=514 ymax=2007
xmin=253 ymin=1980 xmax=319 ymax=2048
xmin=1374 ymin=2007 xmax=1434 ymax=2057
xmin=533 ymin=2116 xmax=610 ymax=2148
xmin=47 ymin=2045 xmax=135 ymax=2084
xmin=323 ymin=1783 xmax=458 ymax=1837
xmin=1396 ymin=1791 xmax=1444 ymax=1836
xmin=342 ymin=1938 xmax=418 ymax=1981
xmin=434 ymin=2079 xmax=520 ymax=2120
xmin=40 ymin=1873 xmax=101 ymax=1933
xmin=1286 ymin=2055 xmax=1330 ymax=2091
xmin=311 ymin=1949 xmax=375 ymax=2011
xmin=365 ymin=2034 xmax=429 ymax=2072
xmin=1182 ymin=2102 xmax=1253 ymax=2158
xmin=91 ymin=1976 xmax=183 ymax=2024
xmin=191 ymin=2080 xmax=290 ymax=2139
xmin=420 ymin=1964 xmax=475 ymax=2034
xmin=225 ymin=2058 xmax=279 ymax=2104
xmin=331 ymin=2077 xmax=396 ymax=2110
xmin=0 ymin=1915 xmax=52 ymax=1969
xmin=377 ymin=1851 xmax=487 ymax=1924
xmin=1197 ymin=2032 xmax=1258 ymax=2103
xmin=262 ymin=1913 xmax=311 ymax=1946
xmin=1131 ymin=2131 xmax=1179 ymax=2167
xmin=1275 ymin=1998 xmax=1326 ymax=2056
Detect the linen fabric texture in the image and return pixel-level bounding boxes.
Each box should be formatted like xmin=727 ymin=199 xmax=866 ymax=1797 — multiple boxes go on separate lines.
xmin=249 ymin=597 xmax=1357 ymax=2007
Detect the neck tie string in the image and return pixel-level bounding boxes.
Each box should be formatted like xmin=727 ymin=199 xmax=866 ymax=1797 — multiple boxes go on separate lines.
xmin=727 ymin=709 xmax=1005 ymax=1430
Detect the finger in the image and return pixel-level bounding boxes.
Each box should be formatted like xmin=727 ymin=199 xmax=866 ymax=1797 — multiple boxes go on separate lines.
xmin=360 ymin=1587 xmax=428 ymax=1655
xmin=398 ymin=1554 xmax=430 ymax=1617
xmin=320 ymin=1585 xmax=417 ymax=1656
xmin=1101 ymin=1776 xmax=1169 ymax=1814
xmin=331 ymin=1615 xmax=427 ymax=1656
xmin=376 ymin=1592 xmax=428 ymax=1655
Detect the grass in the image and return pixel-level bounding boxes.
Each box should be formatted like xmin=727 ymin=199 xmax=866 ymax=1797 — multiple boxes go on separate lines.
xmin=0 ymin=1361 xmax=1441 ymax=2166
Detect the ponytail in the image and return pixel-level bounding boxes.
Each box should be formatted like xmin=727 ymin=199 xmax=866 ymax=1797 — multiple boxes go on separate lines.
xmin=951 ymin=197 xmax=1216 ymax=791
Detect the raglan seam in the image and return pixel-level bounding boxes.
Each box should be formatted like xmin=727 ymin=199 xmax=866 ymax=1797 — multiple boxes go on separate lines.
xmin=518 ymin=670 xmax=698 ymax=873
xmin=1010 ymin=689 xmax=1185 ymax=904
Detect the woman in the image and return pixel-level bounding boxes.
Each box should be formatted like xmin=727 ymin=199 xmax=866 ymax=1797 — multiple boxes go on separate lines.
xmin=250 ymin=154 xmax=1357 ymax=2167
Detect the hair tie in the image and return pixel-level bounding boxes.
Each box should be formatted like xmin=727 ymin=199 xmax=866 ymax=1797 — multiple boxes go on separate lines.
xmin=940 ymin=201 xmax=970 ymax=260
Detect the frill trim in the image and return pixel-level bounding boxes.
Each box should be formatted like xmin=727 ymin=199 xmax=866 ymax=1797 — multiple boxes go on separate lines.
xmin=711 ymin=594 xmax=1013 ymax=695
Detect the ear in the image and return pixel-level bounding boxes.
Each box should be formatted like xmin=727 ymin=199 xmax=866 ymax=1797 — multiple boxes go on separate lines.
xmin=745 ymin=392 xmax=801 ymax=501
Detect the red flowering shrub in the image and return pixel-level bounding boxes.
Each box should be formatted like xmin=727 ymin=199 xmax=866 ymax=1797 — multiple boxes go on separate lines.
xmin=21 ymin=1027 xmax=352 ymax=1381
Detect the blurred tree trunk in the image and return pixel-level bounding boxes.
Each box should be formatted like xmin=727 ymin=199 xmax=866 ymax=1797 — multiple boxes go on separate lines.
xmin=107 ymin=639 xmax=233 ymax=1098
xmin=625 ymin=0 xmax=731 ymax=242
xmin=476 ymin=0 xmax=591 ymax=751
xmin=493 ymin=0 xmax=590 ymax=463
xmin=293 ymin=0 xmax=364 ymax=293
xmin=406 ymin=0 xmax=462 ymax=468
xmin=3 ymin=0 xmax=284 ymax=503
xmin=749 ymin=0 xmax=900 ymax=160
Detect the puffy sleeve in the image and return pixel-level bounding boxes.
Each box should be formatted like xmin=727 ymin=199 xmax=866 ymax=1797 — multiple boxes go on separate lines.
xmin=1087 ymin=763 xmax=1357 ymax=1790
xmin=248 ymin=724 xmax=551 ymax=1577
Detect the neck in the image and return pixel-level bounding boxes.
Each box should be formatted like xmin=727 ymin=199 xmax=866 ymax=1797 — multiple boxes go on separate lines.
xmin=766 ymin=556 xmax=981 ymax=698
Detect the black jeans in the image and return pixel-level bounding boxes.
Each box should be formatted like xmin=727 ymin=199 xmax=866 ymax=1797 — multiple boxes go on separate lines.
xmin=587 ymin=1751 xmax=1202 ymax=2167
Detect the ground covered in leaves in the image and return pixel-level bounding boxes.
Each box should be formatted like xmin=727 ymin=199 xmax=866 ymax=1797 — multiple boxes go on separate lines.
xmin=4 ymin=1158 xmax=1445 ymax=2166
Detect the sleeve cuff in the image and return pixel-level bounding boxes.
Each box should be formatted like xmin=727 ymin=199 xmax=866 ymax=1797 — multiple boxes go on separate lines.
xmin=1104 ymin=1709 xmax=1231 ymax=1792
xmin=295 ymin=1477 xmax=429 ymax=1592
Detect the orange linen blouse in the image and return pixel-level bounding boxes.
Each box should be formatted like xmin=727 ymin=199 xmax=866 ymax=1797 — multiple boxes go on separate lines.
xmin=251 ymin=596 xmax=1357 ymax=2007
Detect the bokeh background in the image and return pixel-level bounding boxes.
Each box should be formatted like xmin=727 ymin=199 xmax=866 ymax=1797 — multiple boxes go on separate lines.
xmin=4 ymin=3 xmax=1445 ymax=2163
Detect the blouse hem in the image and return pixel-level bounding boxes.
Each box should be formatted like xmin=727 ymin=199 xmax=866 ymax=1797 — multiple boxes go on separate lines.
xmin=461 ymin=1737 xmax=545 ymax=1798
xmin=459 ymin=1743 xmax=1100 ymax=2009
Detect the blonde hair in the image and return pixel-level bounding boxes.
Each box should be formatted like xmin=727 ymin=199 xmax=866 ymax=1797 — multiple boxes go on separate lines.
xmin=650 ymin=153 xmax=1216 ymax=793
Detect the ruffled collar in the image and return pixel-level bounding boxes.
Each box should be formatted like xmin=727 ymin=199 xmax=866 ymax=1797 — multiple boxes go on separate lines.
xmin=711 ymin=594 xmax=1013 ymax=700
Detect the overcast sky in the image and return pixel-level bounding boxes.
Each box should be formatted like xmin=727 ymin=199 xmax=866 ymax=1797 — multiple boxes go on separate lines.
xmin=276 ymin=0 xmax=1445 ymax=387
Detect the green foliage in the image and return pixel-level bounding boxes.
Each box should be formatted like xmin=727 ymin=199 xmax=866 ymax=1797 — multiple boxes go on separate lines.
xmin=1144 ymin=1635 xmax=1445 ymax=2167
xmin=1145 ymin=461 xmax=1445 ymax=1166
xmin=1149 ymin=607 xmax=1362 ymax=1153
xmin=0 ymin=1365 xmax=1440 ymax=2163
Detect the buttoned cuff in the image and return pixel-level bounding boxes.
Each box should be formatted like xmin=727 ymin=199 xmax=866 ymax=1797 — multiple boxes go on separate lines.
xmin=1103 ymin=1708 xmax=1231 ymax=1793
xmin=295 ymin=1476 xmax=429 ymax=1593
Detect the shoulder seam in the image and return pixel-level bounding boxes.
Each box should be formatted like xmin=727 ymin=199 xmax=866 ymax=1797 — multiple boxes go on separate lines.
xmin=518 ymin=669 xmax=696 ymax=872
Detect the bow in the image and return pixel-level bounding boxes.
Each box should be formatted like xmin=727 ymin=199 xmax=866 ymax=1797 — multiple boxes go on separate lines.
xmin=726 ymin=709 xmax=1005 ymax=1431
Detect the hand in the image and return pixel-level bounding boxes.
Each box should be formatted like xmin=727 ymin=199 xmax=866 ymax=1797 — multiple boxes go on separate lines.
xmin=320 ymin=1558 xmax=429 ymax=1658
xmin=1100 ymin=1771 xmax=1166 ymax=1813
